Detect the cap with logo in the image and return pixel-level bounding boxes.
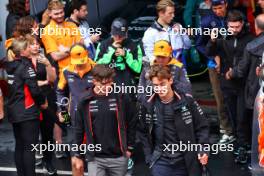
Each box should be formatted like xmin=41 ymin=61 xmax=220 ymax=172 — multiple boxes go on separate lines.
xmin=153 ymin=40 xmax=172 ymax=57
xmin=111 ymin=17 xmax=128 ymax=37
xmin=70 ymin=45 xmax=89 ymax=65
xmin=212 ymin=0 xmax=226 ymax=6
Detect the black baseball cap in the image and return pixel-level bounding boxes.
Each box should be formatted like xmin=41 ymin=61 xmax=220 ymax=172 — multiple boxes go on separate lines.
xmin=111 ymin=18 xmax=128 ymax=37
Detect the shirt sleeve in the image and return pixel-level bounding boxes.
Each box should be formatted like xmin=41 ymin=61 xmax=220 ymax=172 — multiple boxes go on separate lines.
xmin=41 ymin=28 xmax=59 ymax=54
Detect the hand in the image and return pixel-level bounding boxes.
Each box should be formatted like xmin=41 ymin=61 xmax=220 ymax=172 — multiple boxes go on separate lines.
xmin=225 ymin=68 xmax=233 ymax=80
xmin=71 ymin=156 xmax=84 ymax=171
xmin=112 ymin=41 xmax=121 ymax=48
xmin=58 ymin=112 xmax=65 ymax=123
xmin=58 ymin=45 xmax=70 ymax=54
xmin=198 ymin=153 xmax=208 ymax=165
xmin=0 ymin=111 xmax=4 ymax=120
xmin=40 ymin=99 xmax=48 ymax=110
xmin=126 ymin=151 xmax=132 ymax=158
xmin=37 ymin=80 xmax=49 ymax=87
xmin=214 ymin=55 xmax=220 ymax=74
xmin=256 ymin=66 xmax=261 ymax=77
xmin=90 ymin=34 xmax=100 ymax=43
xmin=215 ymin=64 xmax=220 ymax=74
xmin=173 ymin=23 xmax=182 ymax=33
xmin=211 ymin=28 xmax=218 ymax=42
xmin=41 ymin=9 xmax=50 ymax=26
xmin=7 ymin=49 xmax=15 ymax=62
xmin=115 ymin=48 xmax=125 ymax=57
xmin=37 ymin=54 xmax=50 ymax=66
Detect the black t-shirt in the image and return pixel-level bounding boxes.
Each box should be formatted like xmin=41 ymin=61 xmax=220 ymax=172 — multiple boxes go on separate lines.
xmin=89 ymin=93 xmax=122 ymax=158
xmin=158 ymin=98 xmax=184 ymax=164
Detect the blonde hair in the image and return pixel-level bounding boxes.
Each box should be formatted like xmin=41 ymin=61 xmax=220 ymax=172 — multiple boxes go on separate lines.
xmin=11 ymin=36 xmax=28 ymax=56
xmin=25 ymin=34 xmax=38 ymax=45
xmin=156 ymin=0 xmax=175 ymax=13
xmin=48 ymin=0 xmax=65 ymax=11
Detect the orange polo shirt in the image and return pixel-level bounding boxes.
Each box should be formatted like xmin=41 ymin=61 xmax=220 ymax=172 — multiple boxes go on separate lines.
xmin=41 ymin=19 xmax=82 ymax=72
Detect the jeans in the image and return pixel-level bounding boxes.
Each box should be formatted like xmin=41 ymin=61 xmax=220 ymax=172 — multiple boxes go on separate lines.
xmin=151 ymin=158 xmax=188 ymax=176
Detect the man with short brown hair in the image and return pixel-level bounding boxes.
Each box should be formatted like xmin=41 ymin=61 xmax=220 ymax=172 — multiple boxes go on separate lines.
xmin=138 ymin=65 xmax=209 ymax=176
xmin=73 ymin=64 xmax=137 ymax=176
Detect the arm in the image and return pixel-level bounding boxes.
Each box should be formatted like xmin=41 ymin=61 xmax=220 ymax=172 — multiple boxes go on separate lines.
xmin=94 ymin=42 xmax=115 ymax=64
xmin=46 ymin=64 xmax=57 ymax=83
xmin=125 ymin=45 xmax=143 ymax=74
xmin=205 ymin=39 xmax=219 ymax=56
xmin=124 ymin=95 xmax=137 ymax=153
xmin=41 ymin=30 xmax=70 ymax=61
xmin=182 ymin=34 xmax=192 ymax=49
xmin=50 ymin=51 xmax=69 ymax=61
xmin=137 ymin=104 xmax=153 ymax=165
xmin=195 ymin=17 xmax=211 ymax=56
xmin=22 ymin=66 xmax=45 ymax=106
xmin=137 ymin=67 xmax=149 ymax=103
xmin=187 ymin=96 xmax=210 ymax=154
xmin=37 ymin=55 xmax=57 ymax=83
xmin=56 ymin=70 xmax=68 ymax=112
xmin=142 ymin=29 xmax=156 ymax=63
xmin=231 ymin=49 xmax=251 ymax=78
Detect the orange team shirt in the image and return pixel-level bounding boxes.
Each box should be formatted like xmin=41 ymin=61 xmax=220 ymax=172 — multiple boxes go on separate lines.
xmin=41 ymin=19 xmax=82 ymax=72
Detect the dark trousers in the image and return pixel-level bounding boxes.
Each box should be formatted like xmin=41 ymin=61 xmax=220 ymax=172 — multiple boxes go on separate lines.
xmin=13 ymin=119 xmax=40 ymax=176
xmin=151 ymin=158 xmax=188 ymax=176
xmin=222 ymin=88 xmax=252 ymax=146
xmin=40 ymin=109 xmax=55 ymax=163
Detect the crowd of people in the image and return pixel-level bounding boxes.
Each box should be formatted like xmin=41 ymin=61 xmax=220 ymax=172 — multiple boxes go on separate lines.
xmin=1 ymin=0 xmax=264 ymax=176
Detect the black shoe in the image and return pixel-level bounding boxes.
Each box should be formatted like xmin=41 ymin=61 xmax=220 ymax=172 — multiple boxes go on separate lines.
xmin=248 ymin=163 xmax=252 ymax=171
xmin=235 ymin=147 xmax=248 ymax=164
xmin=55 ymin=151 xmax=67 ymax=159
xmin=233 ymin=147 xmax=239 ymax=156
xmin=35 ymin=158 xmax=42 ymax=166
xmin=35 ymin=150 xmax=44 ymax=159
xmin=43 ymin=162 xmax=57 ymax=175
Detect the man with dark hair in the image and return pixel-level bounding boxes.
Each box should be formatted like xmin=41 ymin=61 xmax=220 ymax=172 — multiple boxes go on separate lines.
xmin=56 ymin=43 xmax=95 ymax=175
xmin=72 ymin=64 xmax=137 ymax=176
xmin=95 ymin=17 xmax=143 ymax=87
xmin=196 ymin=0 xmax=233 ymax=144
xmin=226 ymin=13 xmax=264 ymax=168
xmin=138 ymin=65 xmax=209 ymax=176
xmin=206 ymin=10 xmax=254 ymax=164
xmin=138 ymin=40 xmax=192 ymax=105
xmin=67 ymin=0 xmax=100 ymax=59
